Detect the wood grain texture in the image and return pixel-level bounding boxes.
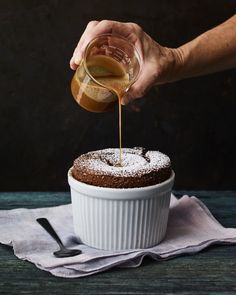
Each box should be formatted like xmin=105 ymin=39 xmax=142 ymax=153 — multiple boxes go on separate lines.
xmin=0 ymin=191 xmax=236 ymax=294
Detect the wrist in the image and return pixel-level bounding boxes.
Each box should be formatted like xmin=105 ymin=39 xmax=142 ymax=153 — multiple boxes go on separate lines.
xmin=162 ymin=47 xmax=187 ymax=83
xmin=170 ymin=47 xmax=187 ymax=81
xmin=153 ymin=46 xmax=185 ymax=84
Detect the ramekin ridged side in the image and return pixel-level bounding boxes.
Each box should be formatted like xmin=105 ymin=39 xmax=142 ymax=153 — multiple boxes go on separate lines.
xmin=68 ymin=168 xmax=175 ymax=250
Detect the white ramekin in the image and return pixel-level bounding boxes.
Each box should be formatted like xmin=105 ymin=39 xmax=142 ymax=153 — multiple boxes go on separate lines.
xmin=68 ymin=168 xmax=175 ymax=250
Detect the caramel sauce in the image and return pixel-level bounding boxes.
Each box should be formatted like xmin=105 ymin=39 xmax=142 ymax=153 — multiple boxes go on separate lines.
xmin=71 ymin=55 xmax=130 ymax=166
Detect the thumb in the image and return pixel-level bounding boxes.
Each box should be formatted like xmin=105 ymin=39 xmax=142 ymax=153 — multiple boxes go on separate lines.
xmin=121 ymin=66 xmax=157 ymax=105
xmin=121 ymin=92 xmax=133 ymax=105
xmin=121 ymin=81 xmax=146 ymax=105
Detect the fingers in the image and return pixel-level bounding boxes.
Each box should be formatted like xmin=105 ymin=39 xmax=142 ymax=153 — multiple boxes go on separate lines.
xmin=121 ymin=62 xmax=158 ymax=105
xmin=70 ymin=20 xmax=162 ymax=107
xmin=70 ymin=20 xmax=143 ymax=70
xmin=70 ymin=20 xmax=99 ymax=69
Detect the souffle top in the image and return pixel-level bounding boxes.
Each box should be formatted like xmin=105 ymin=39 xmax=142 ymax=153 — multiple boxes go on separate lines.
xmin=72 ymin=147 xmax=172 ymax=188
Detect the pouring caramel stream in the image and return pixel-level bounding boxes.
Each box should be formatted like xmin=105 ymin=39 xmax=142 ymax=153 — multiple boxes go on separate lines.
xmin=85 ymin=55 xmax=130 ymax=166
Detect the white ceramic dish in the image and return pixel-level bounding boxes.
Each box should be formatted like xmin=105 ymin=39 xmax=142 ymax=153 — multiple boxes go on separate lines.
xmin=68 ymin=168 xmax=175 ymax=250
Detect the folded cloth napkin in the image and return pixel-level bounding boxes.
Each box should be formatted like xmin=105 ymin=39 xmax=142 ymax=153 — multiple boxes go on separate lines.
xmin=0 ymin=194 xmax=236 ymax=278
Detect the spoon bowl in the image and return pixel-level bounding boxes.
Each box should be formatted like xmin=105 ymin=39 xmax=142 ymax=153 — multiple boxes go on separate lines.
xmin=36 ymin=218 xmax=81 ymax=258
xmin=53 ymin=248 xmax=81 ymax=258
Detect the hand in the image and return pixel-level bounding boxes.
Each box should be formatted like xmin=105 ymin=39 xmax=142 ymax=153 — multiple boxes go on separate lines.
xmin=70 ymin=20 xmax=178 ymax=105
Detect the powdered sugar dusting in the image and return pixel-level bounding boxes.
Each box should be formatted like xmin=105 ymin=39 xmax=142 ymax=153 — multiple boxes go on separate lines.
xmin=74 ymin=147 xmax=171 ymax=177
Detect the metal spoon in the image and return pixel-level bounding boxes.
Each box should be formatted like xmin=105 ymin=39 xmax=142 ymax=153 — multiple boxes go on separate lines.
xmin=36 ymin=218 xmax=81 ymax=258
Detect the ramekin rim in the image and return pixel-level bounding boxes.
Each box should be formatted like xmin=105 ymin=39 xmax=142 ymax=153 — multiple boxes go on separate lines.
xmin=68 ymin=167 xmax=175 ymax=194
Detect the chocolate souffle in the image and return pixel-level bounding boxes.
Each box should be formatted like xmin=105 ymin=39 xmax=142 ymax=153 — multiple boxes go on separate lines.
xmin=72 ymin=147 xmax=171 ymax=188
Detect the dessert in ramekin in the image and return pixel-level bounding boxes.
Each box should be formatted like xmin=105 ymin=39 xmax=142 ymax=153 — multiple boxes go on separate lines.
xmin=68 ymin=147 xmax=174 ymax=250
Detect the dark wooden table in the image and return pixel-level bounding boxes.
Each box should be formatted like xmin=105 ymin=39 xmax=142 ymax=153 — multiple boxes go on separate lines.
xmin=0 ymin=191 xmax=236 ymax=294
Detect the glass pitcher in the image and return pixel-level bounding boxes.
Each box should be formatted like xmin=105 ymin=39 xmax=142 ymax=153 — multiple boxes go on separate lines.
xmin=71 ymin=34 xmax=141 ymax=112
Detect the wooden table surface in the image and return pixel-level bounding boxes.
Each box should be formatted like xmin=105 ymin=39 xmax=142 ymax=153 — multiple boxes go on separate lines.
xmin=0 ymin=191 xmax=236 ymax=295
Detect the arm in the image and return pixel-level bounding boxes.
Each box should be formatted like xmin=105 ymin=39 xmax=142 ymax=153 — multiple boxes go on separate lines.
xmin=70 ymin=16 xmax=236 ymax=104
xmin=171 ymin=14 xmax=236 ymax=82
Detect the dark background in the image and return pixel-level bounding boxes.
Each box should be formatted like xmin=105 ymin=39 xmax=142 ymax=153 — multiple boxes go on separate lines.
xmin=0 ymin=0 xmax=236 ymax=191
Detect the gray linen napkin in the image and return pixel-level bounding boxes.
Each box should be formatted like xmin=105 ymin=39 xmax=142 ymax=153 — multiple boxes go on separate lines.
xmin=0 ymin=194 xmax=236 ymax=278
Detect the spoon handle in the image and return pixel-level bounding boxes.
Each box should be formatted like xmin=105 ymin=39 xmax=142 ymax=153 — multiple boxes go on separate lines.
xmin=37 ymin=218 xmax=64 ymax=248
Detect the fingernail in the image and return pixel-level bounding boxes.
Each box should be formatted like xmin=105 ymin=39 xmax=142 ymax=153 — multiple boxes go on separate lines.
xmin=69 ymin=61 xmax=77 ymax=70
xmin=122 ymin=93 xmax=132 ymax=105
xmin=74 ymin=56 xmax=82 ymax=65
xmin=121 ymin=98 xmax=129 ymax=105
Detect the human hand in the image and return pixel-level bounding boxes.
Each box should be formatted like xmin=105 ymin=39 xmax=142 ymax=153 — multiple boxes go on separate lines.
xmin=70 ymin=20 xmax=178 ymax=105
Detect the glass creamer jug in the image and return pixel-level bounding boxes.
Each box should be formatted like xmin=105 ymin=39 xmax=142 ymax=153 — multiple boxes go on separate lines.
xmin=71 ymin=34 xmax=141 ymax=112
